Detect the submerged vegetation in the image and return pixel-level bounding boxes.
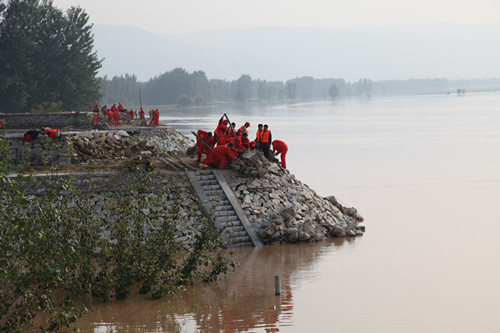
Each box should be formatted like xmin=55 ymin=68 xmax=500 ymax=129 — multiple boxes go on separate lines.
xmin=0 ymin=136 xmax=234 ymax=332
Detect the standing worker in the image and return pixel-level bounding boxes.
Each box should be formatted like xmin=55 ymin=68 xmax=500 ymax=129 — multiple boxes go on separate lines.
xmin=239 ymin=122 xmax=251 ymax=137
xmin=255 ymin=124 xmax=263 ymax=150
xmin=272 ymin=140 xmax=288 ymax=169
xmin=113 ymin=106 xmax=120 ymax=126
xmin=261 ymin=124 xmax=272 ymax=160
xmin=196 ymin=130 xmax=215 ymax=162
xmin=107 ymin=108 xmax=113 ymax=126
xmin=139 ymin=107 xmax=145 ymax=125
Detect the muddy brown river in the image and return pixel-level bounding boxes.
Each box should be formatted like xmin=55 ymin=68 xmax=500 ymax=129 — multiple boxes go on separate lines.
xmin=77 ymin=93 xmax=500 ymax=332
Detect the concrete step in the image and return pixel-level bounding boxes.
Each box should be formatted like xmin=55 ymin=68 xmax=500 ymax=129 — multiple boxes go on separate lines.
xmin=199 ymin=180 xmax=219 ymax=186
xmin=229 ymin=236 xmax=251 ymax=243
xmin=230 ymin=242 xmax=254 ymax=248
xmin=229 ymin=225 xmax=245 ymax=232
xmin=198 ymin=175 xmax=217 ymax=181
xmin=204 ymin=190 xmax=224 ymax=197
xmin=202 ymin=185 xmax=222 ymax=191
xmin=206 ymin=195 xmax=227 ymax=202
xmin=214 ymin=205 xmax=233 ymax=211
xmin=214 ymin=210 xmax=236 ymax=217
xmin=228 ymin=231 xmax=249 ymax=238
xmin=215 ymin=216 xmax=238 ymax=223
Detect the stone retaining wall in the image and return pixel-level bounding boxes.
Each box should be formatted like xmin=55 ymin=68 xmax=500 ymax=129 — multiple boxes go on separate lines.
xmin=0 ymin=112 xmax=91 ymax=129
xmin=18 ymin=171 xmax=205 ymax=249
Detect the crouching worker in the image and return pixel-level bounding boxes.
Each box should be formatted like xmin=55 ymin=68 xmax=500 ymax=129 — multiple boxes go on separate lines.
xmin=24 ymin=129 xmax=41 ymax=141
xmin=201 ymin=143 xmax=237 ymax=169
xmin=42 ymin=127 xmax=61 ymax=139
xmin=272 ymin=139 xmax=288 ymax=169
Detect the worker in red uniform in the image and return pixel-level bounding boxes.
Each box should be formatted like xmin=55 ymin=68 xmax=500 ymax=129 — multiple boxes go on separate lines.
xmin=215 ymin=118 xmax=229 ymax=137
xmin=239 ymin=122 xmax=251 ymax=137
xmin=255 ymin=123 xmax=263 ymax=150
xmin=24 ymin=129 xmax=41 ymax=141
xmin=139 ymin=107 xmax=145 ymax=125
xmin=261 ymin=124 xmax=272 ymax=160
xmin=230 ymin=122 xmax=237 ymax=137
xmin=101 ymin=104 xmax=108 ymax=116
xmin=42 ymin=128 xmax=61 ymax=139
xmin=93 ymin=104 xmax=100 ymax=113
xmin=196 ymin=130 xmax=215 ymax=162
xmin=241 ymin=132 xmax=250 ymax=149
xmin=215 ymin=128 xmax=229 ymax=146
xmin=155 ymin=109 xmax=160 ymax=125
xmin=92 ymin=112 xmax=100 ymax=128
xmin=107 ymin=107 xmax=114 ymax=125
xmin=149 ymin=109 xmax=158 ymax=126
xmin=118 ymin=102 xmax=124 ymax=112
xmin=129 ymin=109 xmax=135 ymax=120
xmin=272 ymin=139 xmax=288 ymax=169
xmin=113 ymin=106 xmax=120 ymax=126
xmin=202 ymin=143 xmax=237 ymax=169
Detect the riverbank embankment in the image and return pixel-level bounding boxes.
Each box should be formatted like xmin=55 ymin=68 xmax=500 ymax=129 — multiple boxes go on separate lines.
xmin=2 ymin=120 xmax=364 ymax=247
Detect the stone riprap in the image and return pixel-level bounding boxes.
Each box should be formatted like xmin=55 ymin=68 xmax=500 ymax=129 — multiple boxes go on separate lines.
xmin=138 ymin=127 xmax=194 ymax=154
xmin=226 ymin=150 xmax=364 ymax=244
xmin=17 ymin=172 xmax=206 ymax=250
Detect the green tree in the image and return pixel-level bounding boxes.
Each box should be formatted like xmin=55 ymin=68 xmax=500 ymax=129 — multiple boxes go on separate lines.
xmin=0 ymin=0 xmax=102 ymax=113
xmin=233 ymin=74 xmax=252 ymax=103
xmin=328 ymin=83 xmax=339 ymax=98
xmin=285 ymin=82 xmax=296 ymax=99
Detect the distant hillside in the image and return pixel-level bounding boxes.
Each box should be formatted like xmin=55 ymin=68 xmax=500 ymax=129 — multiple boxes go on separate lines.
xmin=93 ymin=23 xmax=500 ymax=82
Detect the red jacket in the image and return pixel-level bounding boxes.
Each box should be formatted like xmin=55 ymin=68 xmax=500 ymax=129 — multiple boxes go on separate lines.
xmin=272 ymin=140 xmax=288 ymax=154
xmin=45 ymin=129 xmax=60 ymax=139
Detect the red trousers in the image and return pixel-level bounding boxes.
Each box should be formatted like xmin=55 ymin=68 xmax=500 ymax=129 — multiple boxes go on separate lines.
xmin=114 ymin=113 xmax=119 ymax=126
xmin=202 ymin=150 xmax=226 ymax=168
xmin=197 ymin=146 xmax=211 ymax=162
xmin=275 ymin=148 xmax=288 ymax=168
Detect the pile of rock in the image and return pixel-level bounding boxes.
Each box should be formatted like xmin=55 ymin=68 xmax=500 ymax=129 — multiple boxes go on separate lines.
xmin=138 ymin=127 xmax=194 ymax=155
xmin=66 ymin=130 xmax=157 ymax=164
xmin=230 ymin=149 xmax=279 ymax=178
xmin=227 ymin=162 xmax=364 ymax=245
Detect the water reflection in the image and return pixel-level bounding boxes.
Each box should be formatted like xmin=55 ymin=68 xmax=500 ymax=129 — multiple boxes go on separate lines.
xmin=77 ymin=238 xmax=355 ymax=332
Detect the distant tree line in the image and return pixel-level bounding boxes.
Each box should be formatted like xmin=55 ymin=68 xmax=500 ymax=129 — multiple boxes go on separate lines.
xmin=100 ymin=70 xmax=380 ymax=106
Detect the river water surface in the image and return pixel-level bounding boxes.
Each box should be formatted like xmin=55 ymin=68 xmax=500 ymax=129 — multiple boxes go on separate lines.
xmin=78 ymin=93 xmax=500 ymax=332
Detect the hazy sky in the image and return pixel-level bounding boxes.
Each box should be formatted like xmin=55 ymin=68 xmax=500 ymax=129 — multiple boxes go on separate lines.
xmin=52 ymin=0 xmax=499 ymax=34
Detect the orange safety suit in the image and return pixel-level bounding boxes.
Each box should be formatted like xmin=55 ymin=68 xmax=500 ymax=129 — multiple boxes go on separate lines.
xmin=239 ymin=125 xmax=249 ymax=137
xmin=107 ymin=109 xmax=113 ymax=125
xmin=197 ymin=130 xmax=215 ymax=162
xmin=44 ymin=128 xmax=61 ymax=139
xmin=272 ymin=140 xmax=288 ymax=169
xmin=113 ymin=109 xmax=120 ymax=126
xmin=241 ymin=136 xmax=250 ymax=149
xmin=202 ymin=145 xmax=237 ymax=169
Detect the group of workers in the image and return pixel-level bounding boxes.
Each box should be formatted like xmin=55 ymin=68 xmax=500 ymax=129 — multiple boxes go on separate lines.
xmin=196 ymin=116 xmax=288 ymax=170
xmin=24 ymin=127 xmax=61 ymax=141
xmin=92 ymin=103 xmax=160 ymax=127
